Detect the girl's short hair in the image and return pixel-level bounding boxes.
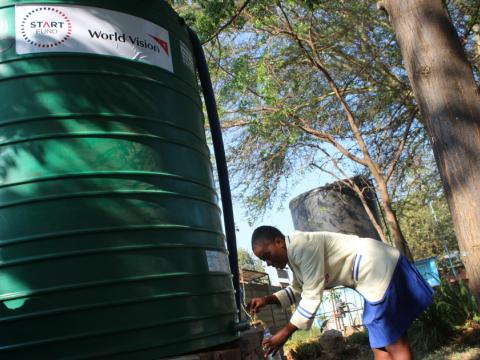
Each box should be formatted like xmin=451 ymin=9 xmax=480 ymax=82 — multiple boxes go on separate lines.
xmin=251 ymin=226 xmax=284 ymax=247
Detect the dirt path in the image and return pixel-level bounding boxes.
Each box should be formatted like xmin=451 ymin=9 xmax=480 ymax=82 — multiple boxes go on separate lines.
xmin=343 ymin=344 xmax=480 ymax=360
xmin=420 ymin=344 xmax=480 ymax=360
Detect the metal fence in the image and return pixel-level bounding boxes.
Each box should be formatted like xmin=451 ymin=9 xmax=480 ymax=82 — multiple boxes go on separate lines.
xmin=314 ymin=287 xmax=365 ymax=334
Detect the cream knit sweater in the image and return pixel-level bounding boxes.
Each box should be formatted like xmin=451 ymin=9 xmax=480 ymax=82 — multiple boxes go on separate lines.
xmin=273 ymin=231 xmax=400 ymax=330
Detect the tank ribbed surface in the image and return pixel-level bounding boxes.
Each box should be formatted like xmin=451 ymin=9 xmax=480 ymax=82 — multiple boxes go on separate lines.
xmin=289 ymin=177 xmax=381 ymax=239
xmin=0 ymin=1 xmax=237 ymax=358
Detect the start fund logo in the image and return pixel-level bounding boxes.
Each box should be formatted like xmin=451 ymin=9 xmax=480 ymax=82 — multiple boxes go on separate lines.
xmin=20 ymin=7 xmax=72 ymax=48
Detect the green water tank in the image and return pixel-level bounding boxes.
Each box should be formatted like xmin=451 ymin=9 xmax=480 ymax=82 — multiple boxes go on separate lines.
xmin=0 ymin=1 xmax=238 ymax=358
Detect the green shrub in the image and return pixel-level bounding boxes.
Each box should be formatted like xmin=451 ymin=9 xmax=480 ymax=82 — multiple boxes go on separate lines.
xmin=287 ymin=328 xmax=321 ymax=344
xmin=346 ymin=330 xmax=370 ymax=346
xmin=408 ymin=299 xmax=454 ymax=354
xmin=284 ymin=338 xmax=324 ymax=360
xmin=436 ymin=280 xmax=478 ymax=326
xmin=408 ymin=280 xmax=480 ymax=354
xmin=284 ymin=328 xmax=322 ymax=360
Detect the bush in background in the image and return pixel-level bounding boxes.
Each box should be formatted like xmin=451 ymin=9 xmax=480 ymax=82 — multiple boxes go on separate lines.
xmin=345 ymin=330 xmax=370 ymax=346
xmin=284 ymin=328 xmax=322 ymax=358
xmin=284 ymin=337 xmax=324 ymax=360
xmin=408 ymin=280 xmax=479 ymax=354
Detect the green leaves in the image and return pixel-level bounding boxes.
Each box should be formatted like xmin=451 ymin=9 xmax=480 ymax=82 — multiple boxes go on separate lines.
xmin=171 ymin=1 xmax=473 ymax=239
xmin=171 ymin=0 xmax=238 ymax=42
xmin=237 ymin=247 xmax=265 ymax=272
xmin=395 ymin=150 xmax=458 ymax=259
xmin=409 ymin=280 xmax=479 ymax=354
xmin=201 ymin=1 xmax=415 ymax=219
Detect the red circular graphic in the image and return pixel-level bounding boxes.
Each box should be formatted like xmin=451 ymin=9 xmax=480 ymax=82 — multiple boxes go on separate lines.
xmin=21 ymin=7 xmax=72 ymax=48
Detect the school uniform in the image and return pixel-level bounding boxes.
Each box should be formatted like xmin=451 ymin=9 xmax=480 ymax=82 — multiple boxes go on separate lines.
xmin=273 ymin=231 xmax=434 ymax=348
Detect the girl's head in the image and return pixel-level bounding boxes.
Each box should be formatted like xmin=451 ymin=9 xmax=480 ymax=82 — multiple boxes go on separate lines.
xmin=251 ymin=226 xmax=288 ymax=269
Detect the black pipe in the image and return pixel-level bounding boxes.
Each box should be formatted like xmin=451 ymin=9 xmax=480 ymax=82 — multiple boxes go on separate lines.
xmin=187 ymin=27 xmax=241 ymax=316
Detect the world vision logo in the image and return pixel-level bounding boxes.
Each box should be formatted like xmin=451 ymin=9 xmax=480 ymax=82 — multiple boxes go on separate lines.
xmin=87 ymin=29 xmax=170 ymax=56
xmin=148 ymin=34 xmax=169 ymax=55
xmin=21 ymin=7 xmax=72 ymax=48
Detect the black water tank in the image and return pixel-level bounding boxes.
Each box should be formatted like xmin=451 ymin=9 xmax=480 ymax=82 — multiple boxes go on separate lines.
xmin=289 ymin=177 xmax=381 ymax=239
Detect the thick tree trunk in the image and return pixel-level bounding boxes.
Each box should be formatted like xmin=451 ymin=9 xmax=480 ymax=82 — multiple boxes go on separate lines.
xmin=379 ymin=0 xmax=480 ymax=307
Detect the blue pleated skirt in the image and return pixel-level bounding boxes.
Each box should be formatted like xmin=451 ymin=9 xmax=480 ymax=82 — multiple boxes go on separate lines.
xmin=362 ymin=255 xmax=434 ymax=349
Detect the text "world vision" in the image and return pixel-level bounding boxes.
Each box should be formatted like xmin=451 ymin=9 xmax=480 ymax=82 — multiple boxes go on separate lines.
xmin=87 ymin=30 xmax=169 ymax=55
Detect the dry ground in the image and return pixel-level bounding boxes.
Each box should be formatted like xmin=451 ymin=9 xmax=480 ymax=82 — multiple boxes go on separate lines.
xmin=343 ymin=344 xmax=480 ymax=360
xmin=420 ymin=344 xmax=480 ymax=360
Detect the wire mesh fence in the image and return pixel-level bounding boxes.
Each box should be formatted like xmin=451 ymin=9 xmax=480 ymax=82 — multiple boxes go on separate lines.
xmin=314 ymin=287 xmax=365 ymax=334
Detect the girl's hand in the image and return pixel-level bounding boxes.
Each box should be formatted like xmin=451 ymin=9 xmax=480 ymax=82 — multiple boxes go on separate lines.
xmin=247 ymin=297 xmax=268 ymax=314
xmin=261 ymin=327 xmax=291 ymax=356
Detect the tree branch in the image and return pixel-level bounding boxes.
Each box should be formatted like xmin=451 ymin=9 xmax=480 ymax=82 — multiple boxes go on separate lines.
xmin=287 ymin=113 xmax=368 ymax=166
xmin=461 ymin=2 xmax=480 ymax=44
xmin=202 ymin=0 xmax=252 ymax=45
xmin=310 ymin=155 xmax=388 ymax=243
xmin=385 ymin=109 xmax=418 ymax=182
xmin=276 ymin=0 xmax=381 ymax=176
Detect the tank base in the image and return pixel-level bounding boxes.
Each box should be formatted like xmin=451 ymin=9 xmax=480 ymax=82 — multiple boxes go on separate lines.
xmin=161 ymin=328 xmax=265 ymax=360
xmin=161 ymin=347 xmax=240 ymax=360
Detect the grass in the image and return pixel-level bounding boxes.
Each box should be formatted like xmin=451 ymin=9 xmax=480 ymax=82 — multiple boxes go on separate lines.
xmin=345 ymin=330 xmax=370 ymax=346
xmin=288 ymin=327 xmax=321 ymax=343
xmin=284 ymin=328 xmax=323 ymax=359
xmin=420 ymin=343 xmax=480 ymax=360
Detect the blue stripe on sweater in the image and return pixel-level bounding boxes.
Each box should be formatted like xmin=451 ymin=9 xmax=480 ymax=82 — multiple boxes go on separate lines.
xmin=298 ymin=306 xmax=314 ymax=316
xmin=286 ymin=287 xmax=296 ymax=303
xmin=352 ymin=254 xmax=358 ymax=280
xmin=284 ymin=288 xmax=293 ymax=305
xmin=296 ymin=307 xmax=315 ymax=320
xmin=355 ymin=255 xmax=363 ymax=281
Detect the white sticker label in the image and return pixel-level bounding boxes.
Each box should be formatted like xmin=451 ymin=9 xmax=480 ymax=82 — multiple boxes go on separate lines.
xmin=15 ymin=5 xmax=173 ymax=72
xmin=180 ymin=40 xmax=195 ymax=74
xmin=206 ymin=250 xmax=230 ymax=273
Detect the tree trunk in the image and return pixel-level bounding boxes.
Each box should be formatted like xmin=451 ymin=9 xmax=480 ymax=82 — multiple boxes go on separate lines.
xmin=377 ymin=179 xmax=413 ymax=261
xmin=379 ymin=0 xmax=480 ymax=307
xmin=355 ymin=187 xmax=389 ymax=244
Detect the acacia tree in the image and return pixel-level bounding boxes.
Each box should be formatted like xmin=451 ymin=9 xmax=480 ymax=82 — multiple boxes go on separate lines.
xmin=171 ymin=1 xmax=479 ymax=263
xmin=378 ymin=0 xmax=480 ymax=306
xmin=177 ymin=1 xmax=422 ymax=258
xmin=238 ymin=248 xmax=265 ymax=273
xmin=394 ymin=148 xmax=458 ymax=259
xmin=448 ymin=0 xmax=480 ymax=73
